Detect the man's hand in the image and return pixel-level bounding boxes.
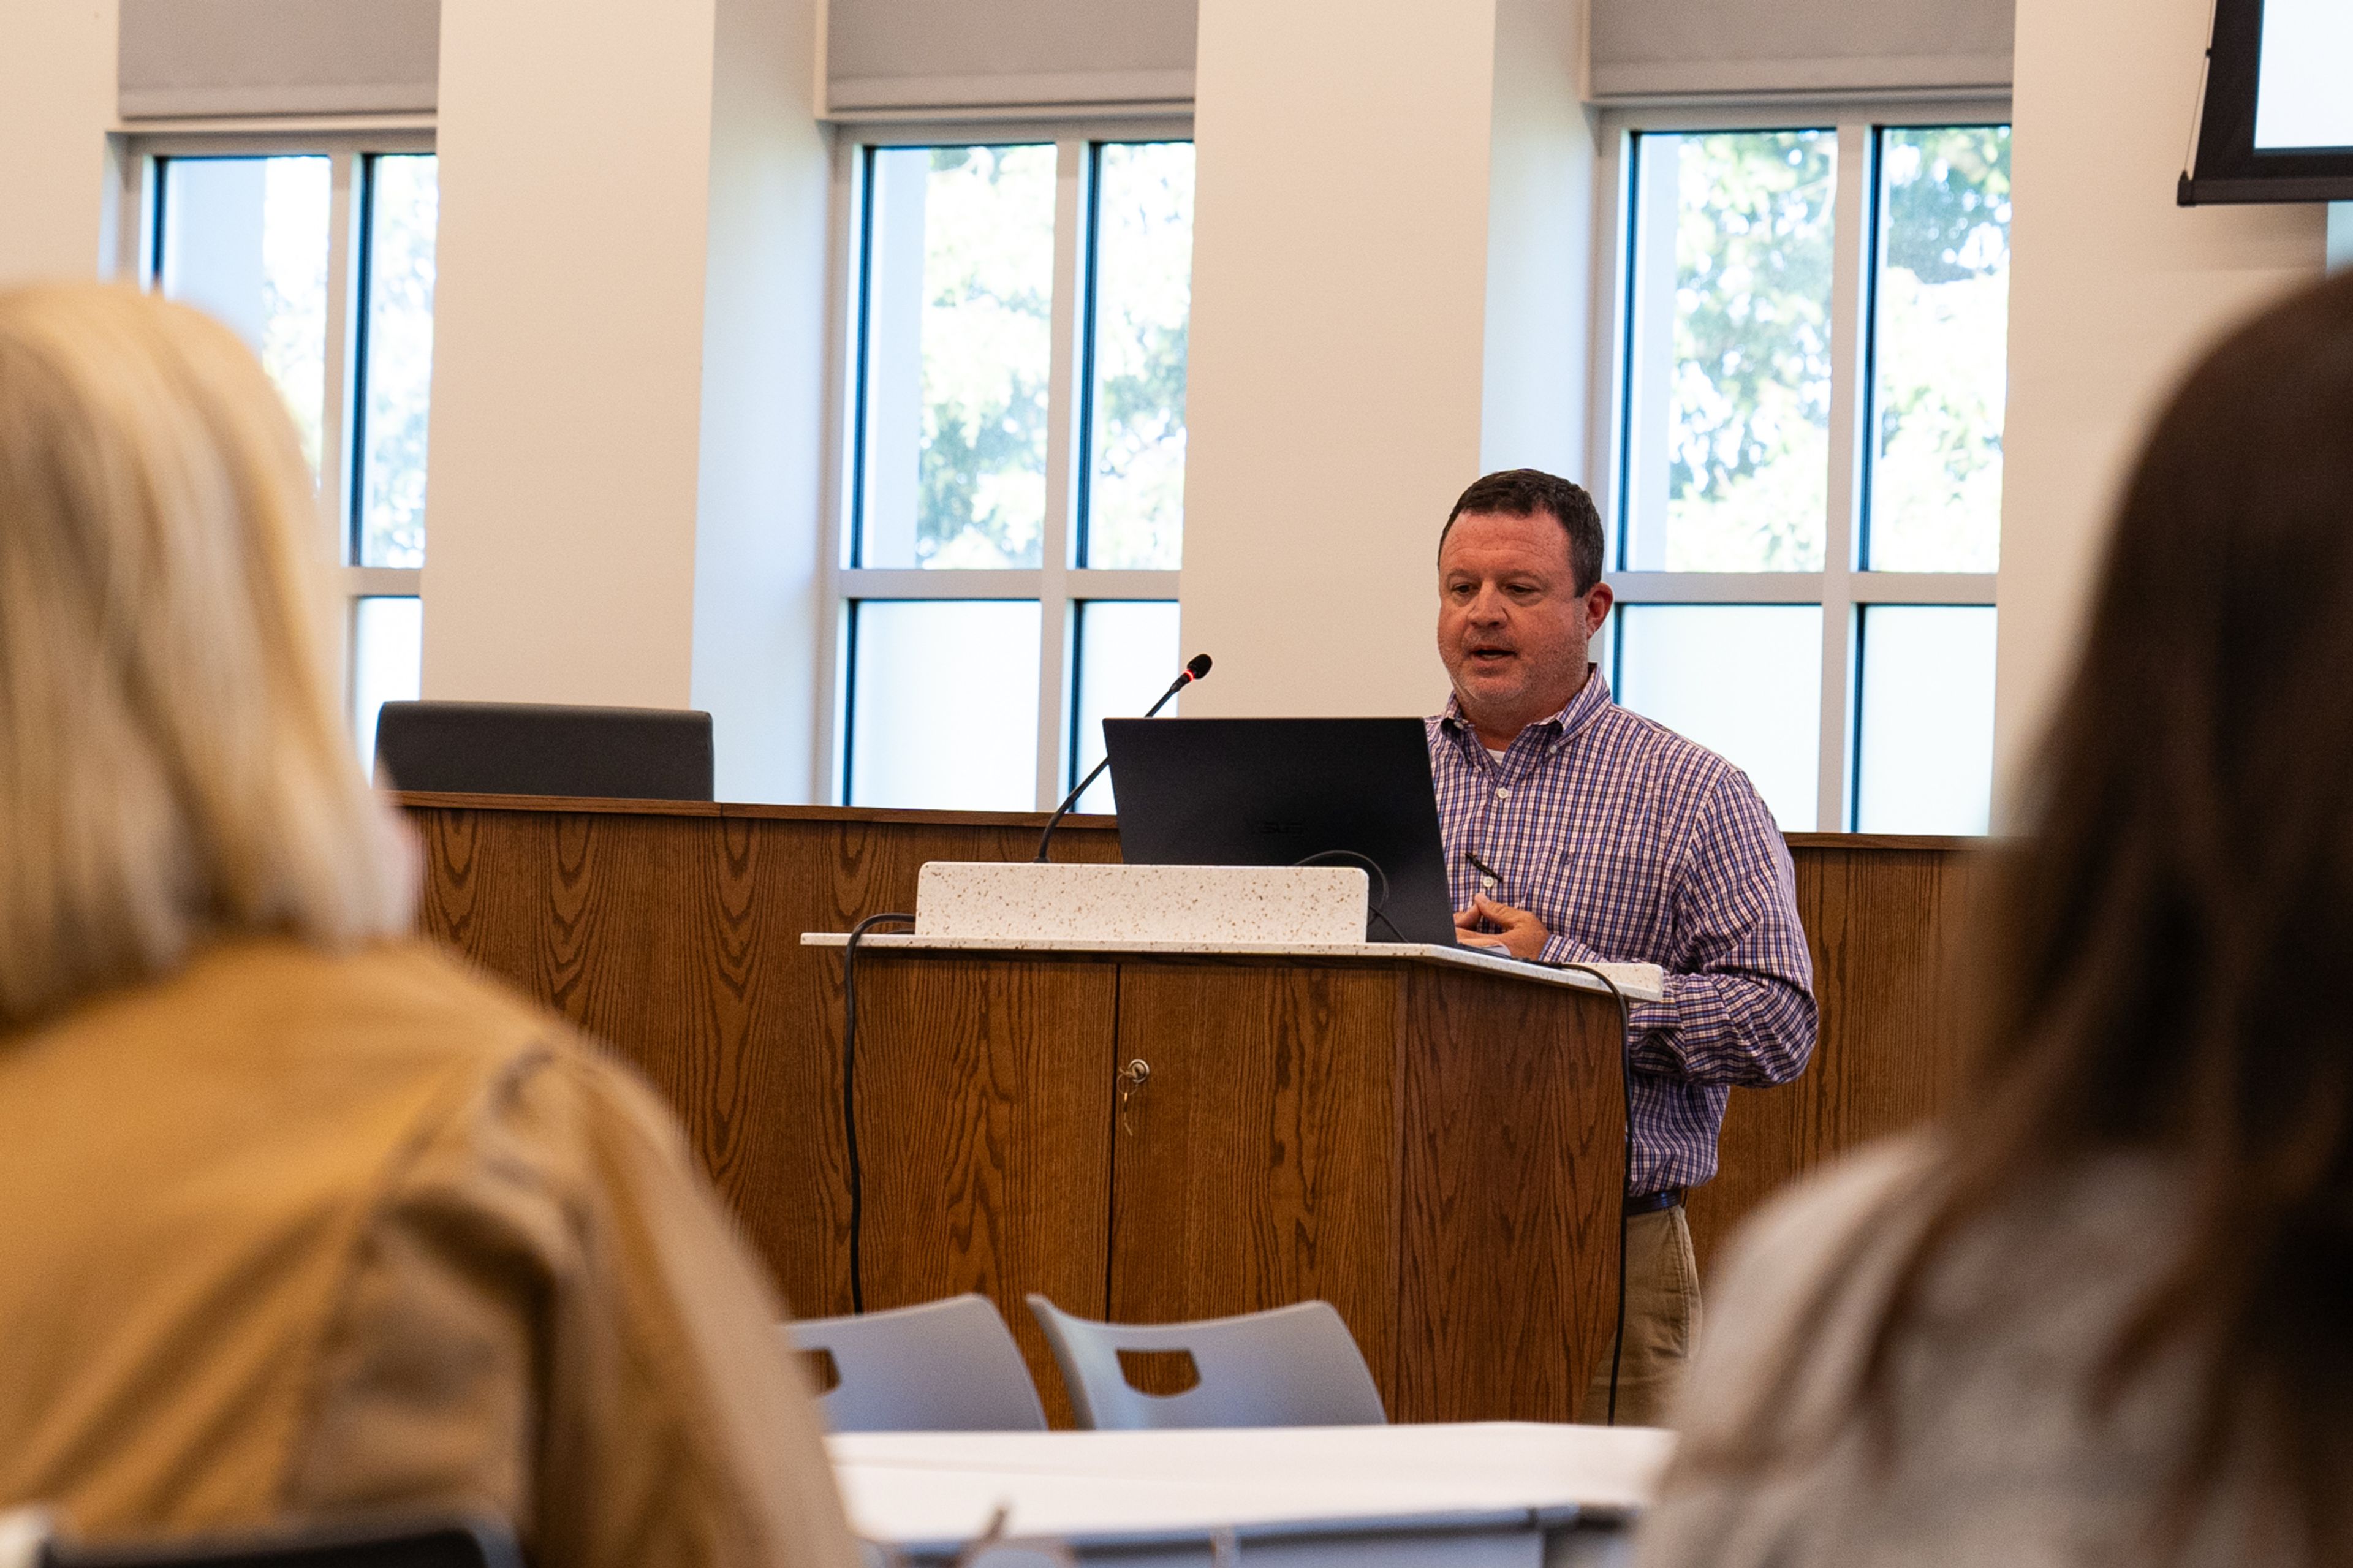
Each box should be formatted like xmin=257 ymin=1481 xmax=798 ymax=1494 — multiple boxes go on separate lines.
xmin=1453 ymin=894 xmax=1551 ymax=960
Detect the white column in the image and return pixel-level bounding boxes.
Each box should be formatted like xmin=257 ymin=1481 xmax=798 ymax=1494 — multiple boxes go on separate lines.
xmin=1178 ymin=0 xmax=1596 ymax=720
xmin=1479 ymin=0 xmax=1596 ymax=481
xmin=425 ymin=0 xmax=721 ymax=711
xmin=688 ymin=0 xmax=834 ymax=802
xmin=1994 ymin=0 xmax=2324 ymax=816
xmin=427 ymin=0 xmax=830 ymax=801
xmin=0 ymin=0 xmax=118 ymax=286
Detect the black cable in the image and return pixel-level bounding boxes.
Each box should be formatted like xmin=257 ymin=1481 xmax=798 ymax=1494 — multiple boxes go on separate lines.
xmin=1031 ymin=757 xmax=1111 ymax=863
xmin=841 ymin=910 xmax=914 ymax=1315
xmin=1537 ymin=958 xmax=1635 ymax=1425
xmin=1289 ymin=849 xmax=1396 ymax=942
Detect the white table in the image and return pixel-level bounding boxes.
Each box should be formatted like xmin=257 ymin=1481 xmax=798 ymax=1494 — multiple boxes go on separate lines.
xmin=832 ymin=1423 xmax=1676 ymax=1567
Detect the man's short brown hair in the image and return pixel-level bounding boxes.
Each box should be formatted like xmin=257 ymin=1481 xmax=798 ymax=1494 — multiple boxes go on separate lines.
xmin=1439 ymin=469 xmax=1605 ymax=594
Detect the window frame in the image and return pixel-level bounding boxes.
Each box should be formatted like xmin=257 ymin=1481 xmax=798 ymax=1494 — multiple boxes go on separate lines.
xmin=1585 ymin=99 xmax=2010 ymax=833
xmin=819 ymin=117 xmax=1193 ymax=811
xmin=118 ymin=128 xmax=436 ymax=750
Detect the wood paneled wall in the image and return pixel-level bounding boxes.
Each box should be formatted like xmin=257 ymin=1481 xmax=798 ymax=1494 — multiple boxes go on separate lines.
xmin=1685 ymin=835 xmax=1987 ymax=1273
xmin=401 ymin=794 xmax=1121 ymax=1319
xmin=399 ymin=795 xmax=1985 ymax=1301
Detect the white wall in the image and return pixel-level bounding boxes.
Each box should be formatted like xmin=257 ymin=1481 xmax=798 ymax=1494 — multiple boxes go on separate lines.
xmin=1995 ymin=0 xmax=2324 ymax=807
xmin=1480 ymin=0 xmax=1594 ymax=480
xmin=0 ymin=0 xmax=118 ymax=286
xmin=1180 ymin=0 xmax=1595 ymax=720
xmin=689 ymin=0 xmax=832 ymax=802
xmin=425 ymin=0 xmax=830 ymax=800
xmin=423 ymin=0 xmax=721 ymax=714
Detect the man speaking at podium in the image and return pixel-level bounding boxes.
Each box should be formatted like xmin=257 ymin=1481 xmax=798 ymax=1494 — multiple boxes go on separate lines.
xmin=1430 ymin=468 xmax=1817 ymax=1427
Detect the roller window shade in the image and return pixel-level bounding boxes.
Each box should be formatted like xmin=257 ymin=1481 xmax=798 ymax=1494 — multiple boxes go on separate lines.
xmin=826 ymin=0 xmax=1197 ymax=115
xmin=119 ymin=0 xmax=439 ymax=119
xmin=1590 ymin=0 xmax=2012 ymax=101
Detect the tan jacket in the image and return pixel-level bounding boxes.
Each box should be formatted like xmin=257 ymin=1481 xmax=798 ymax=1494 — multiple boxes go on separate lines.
xmin=0 ymin=938 xmax=858 ymax=1568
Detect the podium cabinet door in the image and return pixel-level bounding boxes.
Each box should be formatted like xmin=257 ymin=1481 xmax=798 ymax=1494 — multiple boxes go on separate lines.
xmin=1393 ymin=968 xmax=1627 ymax=1422
xmin=1106 ymin=962 xmax=1404 ymax=1412
xmin=842 ymin=953 xmax=1119 ymax=1426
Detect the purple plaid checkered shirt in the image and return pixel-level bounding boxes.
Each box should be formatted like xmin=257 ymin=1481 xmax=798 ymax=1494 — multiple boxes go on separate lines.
xmin=1428 ymin=668 xmax=1817 ymax=1194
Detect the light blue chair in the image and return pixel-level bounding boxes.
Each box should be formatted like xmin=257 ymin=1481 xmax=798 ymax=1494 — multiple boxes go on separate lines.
xmin=787 ymin=1294 xmax=1048 ymax=1433
xmin=1026 ymin=1295 xmax=1387 ymax=1430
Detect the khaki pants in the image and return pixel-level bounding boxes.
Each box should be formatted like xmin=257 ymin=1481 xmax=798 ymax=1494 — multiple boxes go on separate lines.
xmin=1578 ymin=1204 xmax=1701 ymax=1428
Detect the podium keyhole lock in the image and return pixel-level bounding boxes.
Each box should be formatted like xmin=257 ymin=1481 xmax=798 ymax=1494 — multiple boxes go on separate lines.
xmin=1118 ymin=1058 xmax=1150 ymax=1136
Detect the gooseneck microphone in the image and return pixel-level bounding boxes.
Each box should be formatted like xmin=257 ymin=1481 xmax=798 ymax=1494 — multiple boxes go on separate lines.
xmin=1032 ymin=653 xmax=1211 ymax=862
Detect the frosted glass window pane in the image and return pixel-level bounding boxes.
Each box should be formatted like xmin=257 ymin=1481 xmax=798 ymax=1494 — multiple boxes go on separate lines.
xmin=1615 ymin=605 xmax=1821 ymax=830
xmin=1856 ymin=606 xmax=1996 ymax=835
xmin=1070 ymin=600 xmax=1181 ymax=812
xmin=858 ymin=145 xmax=1057 ymax=569
xmin=160 ymin=156 xmax=332 ymax=471
xmin=352 ymin=596 xmax=423 ymax=776
xmin=358 ymin=154 xmax=438 ymax=568
xmin=849 ymin=600 xmax=1040 ymax=808
xmin=1868 ymin=127 xmax=2009 ymax=573
xmin=1084 ymin=143 xmax=1193 ymax=570
xmin=1623 ymin=132 xmax=1836 ymax=572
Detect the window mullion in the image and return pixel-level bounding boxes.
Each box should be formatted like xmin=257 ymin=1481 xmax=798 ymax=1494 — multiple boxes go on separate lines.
xmin=1035 ymin=136 xmax=1089 ymax=809
xmin=320 ymin=147 xmax=364 ymax=722
xmin=1815 ymin=121 xmax=1874 ymax=833
xmin=817 ymin=140 xmax=864 ymax=804
xmin=320 ymin=148 xmax=361 ymax=570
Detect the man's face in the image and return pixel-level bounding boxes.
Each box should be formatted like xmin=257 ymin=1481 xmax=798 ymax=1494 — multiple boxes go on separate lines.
xmin=1436 ymin=510 xmax=1612 ymax=740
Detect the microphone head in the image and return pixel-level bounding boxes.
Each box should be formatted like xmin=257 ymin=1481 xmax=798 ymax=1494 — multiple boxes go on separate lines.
xmin=1185 ymin=653 xmax=1213 ymax=681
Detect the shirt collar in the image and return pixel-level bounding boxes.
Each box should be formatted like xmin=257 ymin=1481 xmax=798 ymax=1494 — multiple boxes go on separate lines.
xmin=1438 ymin=667 xmax=1615 ymax=753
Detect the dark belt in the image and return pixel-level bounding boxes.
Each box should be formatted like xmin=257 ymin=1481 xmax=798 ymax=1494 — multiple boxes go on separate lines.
xmin=1623 ymin=1187 xmax=1684 ymax=1217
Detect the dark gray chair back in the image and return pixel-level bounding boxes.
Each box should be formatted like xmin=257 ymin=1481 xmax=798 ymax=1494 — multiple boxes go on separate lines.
xmin=1026 ymin=1294 xmax=1386 ymax=1430
xmin=373 ymin=700 xmax=713 ymax=801
xmin=787 ymin=1294 xmax=1049 ymax=1433
xmin=39 ymin=1517 xmax=520 ymax=1568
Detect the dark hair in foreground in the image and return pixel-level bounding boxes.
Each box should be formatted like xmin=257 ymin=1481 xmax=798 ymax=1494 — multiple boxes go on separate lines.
xmin=1441 ymin=468 xmax=1605 ymax=594
xmin=1694 ymin=270 xmax=2353 ymax=1556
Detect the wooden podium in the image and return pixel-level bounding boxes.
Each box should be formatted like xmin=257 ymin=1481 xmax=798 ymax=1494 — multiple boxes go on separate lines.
xmin=399 ymin=795 xmax=1979 ymax=1430
xmin=813 ymin=933 xmax=1632 ymax=1426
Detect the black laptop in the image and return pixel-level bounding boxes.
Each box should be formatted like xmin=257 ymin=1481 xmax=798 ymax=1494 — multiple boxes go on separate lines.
xmin=1100 ymin=717 xmax=1457 ymax=944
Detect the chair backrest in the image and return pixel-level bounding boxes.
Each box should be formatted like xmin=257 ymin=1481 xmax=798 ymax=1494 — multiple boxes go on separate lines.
xmin=39 ymin=1517 xmax=520 ymax=1568
xmin=1026 ymin=1295 xmax=1387 ymax=1430
xmin=787 ymin=1294 xmax=1049 ymax=1432
xmin=373 ymin=700 xmax=714 ymax=801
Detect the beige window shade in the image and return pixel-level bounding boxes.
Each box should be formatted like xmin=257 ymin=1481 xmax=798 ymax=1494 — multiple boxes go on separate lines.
xmin=1590 ymin=0 xmax=2011 ymax=101
xmin=119 ymin=0 xmax=439 ymax=119
xmin=826 ymin=0 xmax=1197 ymax=116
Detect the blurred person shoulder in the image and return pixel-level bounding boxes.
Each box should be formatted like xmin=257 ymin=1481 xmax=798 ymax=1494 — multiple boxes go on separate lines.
xmin=1642 ymin=1137 xmax=2226 ymax=1568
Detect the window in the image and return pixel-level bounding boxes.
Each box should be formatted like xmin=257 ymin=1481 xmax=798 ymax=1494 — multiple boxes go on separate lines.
xmin=139 ymin=135 xmax=439 ymax=771
xmin=830 ymin=130 xmax=1194 ymax=811
xmin=1599 ymin=112 xmax=2009 ymax=833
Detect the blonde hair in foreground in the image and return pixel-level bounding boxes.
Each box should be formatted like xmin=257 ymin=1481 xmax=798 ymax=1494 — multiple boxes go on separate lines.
xmin=0 ymin=282 xmax=411 ymax=1029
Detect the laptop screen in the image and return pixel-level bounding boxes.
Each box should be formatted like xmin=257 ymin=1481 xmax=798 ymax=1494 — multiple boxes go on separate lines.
xmin=1101 ymin=717 xmax=1457 ymax=945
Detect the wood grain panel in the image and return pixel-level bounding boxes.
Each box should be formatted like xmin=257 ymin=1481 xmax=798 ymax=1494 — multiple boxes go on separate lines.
xmin=1108 ymin=963 xmax=1404 ymax=1413
xmin=844 ymin=955 xmax=1117 ymax=1427
xmin=405 ymin=796 xmax=1123 ymax=1325
xmin=403 ymin=793 xmax=1982 ymax=1406
xmin=1393 ymin=968 xmax=1626 ymax=1423
xmin=1684 ymin=844 xmax=1989 ymax=1277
